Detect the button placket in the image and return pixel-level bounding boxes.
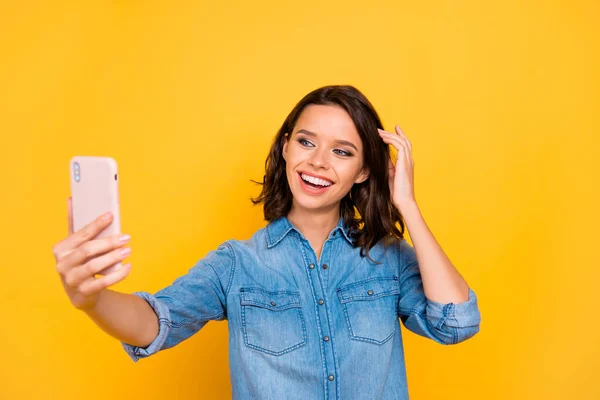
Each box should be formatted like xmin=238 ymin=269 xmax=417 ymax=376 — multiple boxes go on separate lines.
xmin=304 ymin=238 xmax=338 ymax=397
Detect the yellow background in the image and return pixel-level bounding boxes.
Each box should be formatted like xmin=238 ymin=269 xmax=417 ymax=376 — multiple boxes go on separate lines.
xmin=1 ymin=1 xmax=598 ymax=399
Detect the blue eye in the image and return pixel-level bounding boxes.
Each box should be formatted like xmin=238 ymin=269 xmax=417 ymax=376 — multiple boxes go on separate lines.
xmin=297 ymin=138 xmax=352 ymax=157
xmin=298 ymin=138 xmax=314 ymax=147
xmin=333 ymin=149 xmax=352 ymax=157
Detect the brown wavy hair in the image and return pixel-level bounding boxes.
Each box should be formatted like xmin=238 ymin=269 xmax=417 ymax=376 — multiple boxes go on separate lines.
xmin=250 ymin=85 xmax=406 ymax=263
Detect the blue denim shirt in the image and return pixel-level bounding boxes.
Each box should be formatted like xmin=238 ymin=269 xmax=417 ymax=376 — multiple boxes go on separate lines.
xmin=122 ymin=215 xmax=481 ymax=399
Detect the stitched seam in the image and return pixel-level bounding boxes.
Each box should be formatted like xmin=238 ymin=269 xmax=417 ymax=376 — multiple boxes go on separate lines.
xmin=348 ymin=328 xmax=396 ymax=345
xmin=339 ymin=276 xmax=399 ymax=291
xmin=224 ymin=241 xmax=236 ymax=297
xmin=299 ymin=241 xmax=329 ymax=400
xmin=315 ymin=250 xmax=341 ymax=400
xmin=242 ymin=288 xmax=302 ymax=295
xmin=171 ymin=311 xmax=224 ymax=328
xmin=240 ymin=299 xmax=301 ymax=310
xmin=265 ymin=225 xmax=272 ymax=247
xmin=240 ymin=305 xmax=306 ymax=355
xmin=344 ymin=302 xmax=397 ymax=344
xmin=339 ymin=288 xmax=400 ymax=302
xmin=397 ymin=240 xmax=418 ymax=287
xmin=337 ymin=276 xmax=400 ymax=303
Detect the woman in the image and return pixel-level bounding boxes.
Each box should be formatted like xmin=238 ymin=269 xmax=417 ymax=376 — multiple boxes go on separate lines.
xmin=53 ymin=85 xmax=481 ymax=399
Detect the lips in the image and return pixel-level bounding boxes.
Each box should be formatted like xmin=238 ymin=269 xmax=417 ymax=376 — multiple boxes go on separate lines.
xmin=296 ymin=172 xmax=334 ymax=194
xmin=297 ymin=171 xmax=334 ymax=185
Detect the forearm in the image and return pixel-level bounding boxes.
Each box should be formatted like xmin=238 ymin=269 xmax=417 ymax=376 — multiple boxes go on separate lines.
xmin=398 ymin=201 xmax=470 ymax=304
xmin=83 ymin=289 xmax=159 ymax=348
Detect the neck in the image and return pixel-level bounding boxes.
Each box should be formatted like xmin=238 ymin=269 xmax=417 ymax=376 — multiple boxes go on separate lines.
xmin=286 ymin=202 xmax=340 ymax=240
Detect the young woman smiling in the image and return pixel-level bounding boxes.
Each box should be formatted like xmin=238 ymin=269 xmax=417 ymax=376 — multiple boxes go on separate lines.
xmin=53 ymin=85 xmax=481 ymax=399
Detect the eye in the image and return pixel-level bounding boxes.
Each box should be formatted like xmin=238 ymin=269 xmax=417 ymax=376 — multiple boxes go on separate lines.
xmin=297 ymin=138 xmax=314 ymax=147
xmin=333 ymin=149 xmax=352 ymax=157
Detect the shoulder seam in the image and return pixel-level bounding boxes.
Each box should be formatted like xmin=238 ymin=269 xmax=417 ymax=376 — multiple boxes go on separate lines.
xmin=223 ymin=241 xmax=236 ymax=297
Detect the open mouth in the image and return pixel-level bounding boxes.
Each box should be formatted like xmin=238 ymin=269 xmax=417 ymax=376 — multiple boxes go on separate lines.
xmin=298 ymin=172 xmax=334 ymax=189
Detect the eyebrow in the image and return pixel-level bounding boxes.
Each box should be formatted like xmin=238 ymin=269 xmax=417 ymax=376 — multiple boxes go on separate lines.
xmin=295 ymin=129 xmax=359 ymax=152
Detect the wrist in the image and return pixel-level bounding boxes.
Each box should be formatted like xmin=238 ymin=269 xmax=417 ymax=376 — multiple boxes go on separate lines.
xmin=395 ymin=199 xmax=419 ymax=215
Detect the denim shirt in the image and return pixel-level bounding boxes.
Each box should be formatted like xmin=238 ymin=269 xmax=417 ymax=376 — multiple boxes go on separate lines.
xmin=121 ymin=215 xmax=481 ymax=399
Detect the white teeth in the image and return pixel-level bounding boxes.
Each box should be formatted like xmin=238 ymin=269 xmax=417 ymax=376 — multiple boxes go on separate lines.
xmin=301 ymin=173 xmax=332 ymax=187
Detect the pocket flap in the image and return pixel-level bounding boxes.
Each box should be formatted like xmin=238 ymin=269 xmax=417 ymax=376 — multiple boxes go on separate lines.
xmin=337 ymin=276 xmax=400 ymax=303
xmin=240 ymin=288 xmax=302 ymax=311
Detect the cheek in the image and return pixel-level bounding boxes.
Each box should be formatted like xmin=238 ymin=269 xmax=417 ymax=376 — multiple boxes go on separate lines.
xmin=336 ymin=164 xmax=363 ymax=185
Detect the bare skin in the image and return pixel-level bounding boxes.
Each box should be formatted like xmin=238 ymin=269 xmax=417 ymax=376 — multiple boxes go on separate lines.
xmin=282 ymin=104 xmax=369 ymax=261
xmin=52 ymin=198 xmax=158 ymax=348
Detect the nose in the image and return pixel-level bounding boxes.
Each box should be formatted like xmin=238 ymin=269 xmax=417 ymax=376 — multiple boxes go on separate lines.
xmin=308 ymin=150 xmax=329 ymax=169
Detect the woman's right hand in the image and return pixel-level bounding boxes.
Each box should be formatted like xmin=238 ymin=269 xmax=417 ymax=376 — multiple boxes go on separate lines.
xmin=52 ymin=197 xmax=132 ymax=311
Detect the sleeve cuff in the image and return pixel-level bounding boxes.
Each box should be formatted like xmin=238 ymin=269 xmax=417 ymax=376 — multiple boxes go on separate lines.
xmin=121 ymin=291 xmax=172 ymax=362
xmin=425 ymin=288 xmax=481 ymax=329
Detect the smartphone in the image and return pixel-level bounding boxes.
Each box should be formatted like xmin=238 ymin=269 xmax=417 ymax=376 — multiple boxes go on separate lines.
xmin=70 ymin=156 xmax=122 ymax=275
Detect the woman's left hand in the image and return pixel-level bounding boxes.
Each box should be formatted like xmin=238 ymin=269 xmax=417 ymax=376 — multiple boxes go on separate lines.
xmin=378 ymin=125 xmax=417 ymax=212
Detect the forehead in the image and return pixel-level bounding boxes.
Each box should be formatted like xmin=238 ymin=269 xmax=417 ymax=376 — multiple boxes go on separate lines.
xmin=293 ymin=104 xmax=361 ymax=146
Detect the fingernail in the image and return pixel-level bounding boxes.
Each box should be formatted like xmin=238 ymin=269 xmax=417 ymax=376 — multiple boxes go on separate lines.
xmin=102 ymin=212 xmax=112 ymax=221
xmin=120 ymin=247 xmax=132 ymax=256
xmin=119 ymin=234 xmax=131 ymax=242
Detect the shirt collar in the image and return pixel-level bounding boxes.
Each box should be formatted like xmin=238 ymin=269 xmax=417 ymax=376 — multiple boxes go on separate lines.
xmin=266 ymin=215 xmax=354 ymax=248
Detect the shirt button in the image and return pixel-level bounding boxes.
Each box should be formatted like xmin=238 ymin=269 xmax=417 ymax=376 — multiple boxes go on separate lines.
xmin=322 ymin=264 xmax=328 ymax=269
xmin=270 ymin=301 xmax=276 ymax=306
xmin=318 ymin=299 xmax=324 ymax=305
xmin=309 ymin=263 xmax=315 ymax=269
xmin=328 ymin=374 xmax=335 ymax=381
xmin=367 ymin=290 xmax=374 ymax=296
xmin=323 ymin=336 xmax=330 ymax=342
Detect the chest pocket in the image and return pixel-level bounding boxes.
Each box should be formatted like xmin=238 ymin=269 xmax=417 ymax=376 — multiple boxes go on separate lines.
xmin=240 ymin=288 xmax=307 ymax=356
xmin=337 ymin=276 xmax=401 ymax=345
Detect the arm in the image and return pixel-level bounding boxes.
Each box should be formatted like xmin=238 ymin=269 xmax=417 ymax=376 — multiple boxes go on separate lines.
xmin=396 ymin=247 xmax=481 ymax=345
xmin=379 ymin=124 xmax=481 ymax=343
xmin=84 ymin=289 xmax=159 ymax=348
xmin=120 ymin=242 xmax=235 ymax=362
xmin=400 ymin=201 xmax=470 ymax=304
xmin=395 ymin=204 xmax=481 ymax=344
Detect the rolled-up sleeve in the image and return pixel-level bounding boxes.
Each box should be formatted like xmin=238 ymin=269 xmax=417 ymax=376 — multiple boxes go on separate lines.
xmin=395 ymin=239 xmax=481 ymax=345
xmin=121 ymin=241 xmax=235 ymax=362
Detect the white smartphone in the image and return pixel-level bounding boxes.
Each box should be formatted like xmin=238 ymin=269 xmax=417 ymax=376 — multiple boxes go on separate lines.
xmin=69 ymin=156 xmax=122 ymax=275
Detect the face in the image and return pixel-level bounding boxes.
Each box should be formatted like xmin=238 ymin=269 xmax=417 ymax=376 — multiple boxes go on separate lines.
xmin=282 ymin=104 xmax=369 ymax=213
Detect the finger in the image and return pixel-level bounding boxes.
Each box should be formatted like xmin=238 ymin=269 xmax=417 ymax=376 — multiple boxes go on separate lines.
xmin=57 ymin=232 xmax=130 ymax=275
xmin=78 ymin=263 xmax=132 ymax=296
xmin=54 ymin=211 xmax=114 ymax=259
xmin=64 ymin=245 xmax=132 ymax=288
xmin=380 ymin=129 xmax=409 ymax=150
xmin=379 ymin=133 xmax=406 ymax=156
xmin=394 ymin=125 xmax=413 ymax=163
xmin=395 ymin=125 xmax=412 ymax=152
xmin=67 ymin=197 xmax=73 ymax=236
xmin=380 ymin=131 xmax=411 ymax=164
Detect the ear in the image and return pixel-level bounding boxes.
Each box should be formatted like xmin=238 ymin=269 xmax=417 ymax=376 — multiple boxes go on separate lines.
xmin=355 ymin=166 xmax=369 ymax=184
xmin=282 ymin=133 xmax=289 ymax=160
